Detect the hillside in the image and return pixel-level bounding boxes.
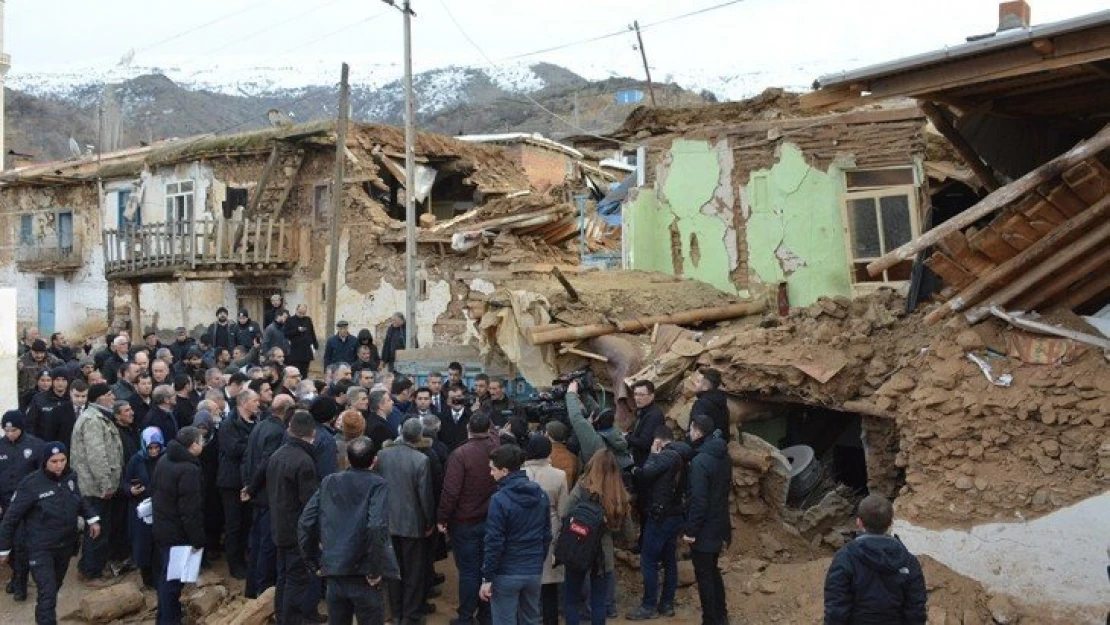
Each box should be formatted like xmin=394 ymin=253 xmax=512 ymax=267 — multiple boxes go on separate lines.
xmin=4 ymin=63 xmax=709 ymax=163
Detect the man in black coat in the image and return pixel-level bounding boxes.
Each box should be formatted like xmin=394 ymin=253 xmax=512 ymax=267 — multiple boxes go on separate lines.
xmin=286 ymin=304 xmax=319 ymax=378
xmin=262 ymin=310 xmax=292 ymax=362
xmin=629 ymin=427 xmax=692 ymax=620
xmin=324 ymin=320 xmax=359 ymax=368
xmin=823 ymin=494 xmax=927 ymax=625
xmin=0 ymin=441 xmax=101 ymax=623
xmin=380 ymin=312 xmax=407 ymax=372
xmin=300 ymin=436 xmax=399 ymax=624
xmin=37 ymin=380 xmax=86 ymax=451
xmin=682 ymin=415 xmax=732 ymax=625
xmin=262 ymin=411 xmax=318 ymax=625
xmin=205 ymin=307 xmax=237 ymax=352
xmin=264 ymin=293 xmax=287 ymax=331
xmin=627 ymin=379 xmax=665 ymax=549
xmin=25 ymin=368 xmax=70 ymax=439
xmin=437 ymin=383 xmax=472 ymax=450
xmin=151 ymin=427 xmax=207 ymax=625
xmin=691 ymin=368 xmax=731 ymax=442
xmin=111 ymin=401 xmax=142 ymax=568
xmin=219 ymin=390 xmax=258 ymax=589
xmin=168 ymin=327 xmax=196 ymax=364
xmin=0 ymin=410 xmax=44 ymax=600
xmin=234 ymin=308 xmax=262 ymax=350
xmin=240 ymin=395 xmax=295 ymax=584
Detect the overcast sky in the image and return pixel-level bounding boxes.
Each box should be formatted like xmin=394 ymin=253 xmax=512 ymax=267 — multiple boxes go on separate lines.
xmin=7 ymin=0 xmax=1108 ymax=80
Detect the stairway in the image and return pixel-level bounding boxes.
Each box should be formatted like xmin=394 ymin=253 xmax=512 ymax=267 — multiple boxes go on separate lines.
xmin=247 ymin=141 xmax=305 ymax=216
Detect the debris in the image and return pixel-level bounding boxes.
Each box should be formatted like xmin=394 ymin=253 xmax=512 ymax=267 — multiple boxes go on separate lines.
xmin=79 ymin=581 xmax=145 ymax=623
xmin=991 ymin=307 xmax=1110 ymax=351
xmin=527 ymin=300 xmax=766 ymax=345
xmin=966 ymin=353 xmax=1013 ymax=387
xmin=227 ymin=586 xmax=276 ymax=625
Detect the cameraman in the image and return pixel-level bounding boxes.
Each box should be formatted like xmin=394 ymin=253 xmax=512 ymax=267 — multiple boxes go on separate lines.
xmin=565 ymin=380 xmax=630 ymax=468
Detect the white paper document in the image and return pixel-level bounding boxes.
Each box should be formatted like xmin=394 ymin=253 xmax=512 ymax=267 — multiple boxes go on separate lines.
xmin=166 ymin=546 xmax=204 ymax=583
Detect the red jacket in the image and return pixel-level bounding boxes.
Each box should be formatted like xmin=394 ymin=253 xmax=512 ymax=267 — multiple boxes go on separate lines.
xmin=437 ymin=431 xmax=499 ymax=525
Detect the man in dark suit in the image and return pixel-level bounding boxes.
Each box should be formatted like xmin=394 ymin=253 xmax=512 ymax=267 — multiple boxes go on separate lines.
xmin=285 ymin=304 xmax=318 ymax=378
xmin=437 ymin=383 xmax=471 ymax=450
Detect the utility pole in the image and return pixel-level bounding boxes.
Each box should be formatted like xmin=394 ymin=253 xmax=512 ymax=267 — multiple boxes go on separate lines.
xmin=631 ymin=20 xmax=657 ymax=107
xmin=325 ymin=63 xmax=350 ymax=335
xmin=402 ymin=0 xmax=418 ymax=349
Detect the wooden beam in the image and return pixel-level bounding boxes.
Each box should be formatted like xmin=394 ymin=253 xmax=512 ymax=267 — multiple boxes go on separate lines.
xmin=922 ymin=101 xmax=1001 ymax=191
xmin=1010 ymin=245 xmax=1110 ymax=311
xmin=526 ymin=300 xmax=766 ymax=345
xmin=1055 ymin=272 xmax=1110 ymax=310
xmin=867 ymin=122 xmax=1110 ymax=276
xmin=925 ymin=193 xmax=1110 ymax=324
xmin=247 ymin=142 xmax=280 ymax=215
xmin=965 ymin=219 xmax=1110 ymax=323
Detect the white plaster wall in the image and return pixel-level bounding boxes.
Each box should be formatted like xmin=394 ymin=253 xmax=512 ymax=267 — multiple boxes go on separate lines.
xmin=0 ymin=288 xmax=17 ymax=413
xmin=895 ymin=492 xmax=1110 ymax=619
xmin=132 ymin=281 xmax=237 ymax=333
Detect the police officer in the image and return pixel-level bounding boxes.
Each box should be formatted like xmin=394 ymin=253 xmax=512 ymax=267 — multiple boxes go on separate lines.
xmin=0 ymin=441 xmax=101 ymax=624
xmin=0 ymin=410 xmax=44 ymax=601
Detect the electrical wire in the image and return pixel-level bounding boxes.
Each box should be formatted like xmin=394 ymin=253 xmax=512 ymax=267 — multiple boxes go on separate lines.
xmin=500 ymin=0 xmax=751 ymax=62
xmin=134 ymin=2 xmax=270 ymax=53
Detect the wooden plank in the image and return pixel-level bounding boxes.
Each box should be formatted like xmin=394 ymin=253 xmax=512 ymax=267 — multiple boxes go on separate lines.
xmin=1055 ymin=271 xmax=1110 ymax=310
xmin=967 ymin=226 xmax=1019 ymax=263
xmin=1010 ymin=244 xmax=1110 ymax=311
xmin=965 ymin=218 xmax=1110 ymax=323
xmin=253 ymin=218 xmax=262 ymax=263
xmin=1038 ymin=181 xmax=1087 ymax=217
xmin=1023 ymin=198 xmax=1068 ymax=234
xmin=924 ymin=251 xmax=976 ymax=290
xmin=265 ymin=217 xmax=274 ymax=263
xmin=996 ymin=212 xmax=1041 ymax=250
xmin=1061 ymin=158 xmax=1110 ymax=204
xmin=278 ymin=221 xmax=286 ymax=261
xmin=564 ymin=346 xmax=610 ymax=363
xmin=867 ymin=121 xmax=1110 ymax=276
xmin=241 ymin=220 xmax=249 ymax=264
xmin=925 ymin=193 xmax=1110 ymax=324
xmin=247 ymin=143 xmax=280 ymax=215
xmin=215 ymin=219 xmax=224 ymax=262
xmin=937 ymin=230 xmax=995 ymax=275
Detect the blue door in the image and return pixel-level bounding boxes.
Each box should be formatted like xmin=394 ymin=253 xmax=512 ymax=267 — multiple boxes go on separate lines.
xmin=37 ymin=278 xmax=55 ymax=335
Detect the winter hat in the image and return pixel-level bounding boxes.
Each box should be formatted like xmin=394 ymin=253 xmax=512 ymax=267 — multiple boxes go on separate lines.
xmin=141 ymin=426 xmax=165 ymax=450
xmin=238 ymin=308 xmax=250 ymax=317
xmin=42 ymin=441 xmax=67 ymax=463
xmin=87 ymin=383 xmax=113 ymax=404
xmin=341 ymin=410 xmax=366 ymax=440
xmin=525 ymin=433 xmax=552 ymax=461
xmin=79 ymin=357 xmax=96 ymax=368
xmin=217 ymin=306 xmax=229 ymax=316
xmin=2 ymin=410 xmax=25 ymax=431
xmin=309 ymin=395 xmax=340 ymax=425
xmin=30 ymin=339 xmax=47 ymax=352
xmin=49 ymin=367 xmax=69 ymax=380
xmin=193 ymin=410 xmax=214 ymax=430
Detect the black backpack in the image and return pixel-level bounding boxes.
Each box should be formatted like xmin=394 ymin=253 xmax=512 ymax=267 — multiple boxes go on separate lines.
xmin=553 ymin=494 xmax=607 ymax=574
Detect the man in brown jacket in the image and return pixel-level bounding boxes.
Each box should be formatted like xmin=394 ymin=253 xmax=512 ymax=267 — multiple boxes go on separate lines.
xmin=437 ymin=413 xmax=499 ymax=625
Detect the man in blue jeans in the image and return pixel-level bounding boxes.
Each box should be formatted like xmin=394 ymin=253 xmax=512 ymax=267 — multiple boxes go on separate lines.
xmin=480 ymin=444 xmax=551 ymax=625
xmin=628 ymin=426 xmax=691 ymax=620
xmin=438 ymin=413 xmax=500 ymax=625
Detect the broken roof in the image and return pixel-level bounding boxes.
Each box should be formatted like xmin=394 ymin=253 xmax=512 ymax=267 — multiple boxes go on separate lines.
xmin=456 ymin=132 xmax=585 ymax=160
xmin=0 ymin=119 xmax=530 ymax=194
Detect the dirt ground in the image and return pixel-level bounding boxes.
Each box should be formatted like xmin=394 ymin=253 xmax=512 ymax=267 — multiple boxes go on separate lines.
xmin=0 ymin=542 xmax=1093 ymax=625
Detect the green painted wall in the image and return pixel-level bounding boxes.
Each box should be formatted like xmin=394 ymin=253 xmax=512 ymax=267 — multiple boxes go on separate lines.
xmin=745 ymin=143 xmax=853 ymax=306
xmin=624 ymin=139 xmax=854 ymax=305
xmin=624 ymin=139 xmax=738 ymax=294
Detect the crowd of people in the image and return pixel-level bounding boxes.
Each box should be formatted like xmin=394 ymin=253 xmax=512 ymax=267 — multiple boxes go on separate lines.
xmin=0 ymin=296 xmax=928 ymax=625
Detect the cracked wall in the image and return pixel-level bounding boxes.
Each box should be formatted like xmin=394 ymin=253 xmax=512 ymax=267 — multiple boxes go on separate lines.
xmin=744 ymin=143 xmax=852 ymax=306
xmin=625 ymin=139 xmax=853 ymax=305
xmin=624 ymin=139 xmax=740 ymax=295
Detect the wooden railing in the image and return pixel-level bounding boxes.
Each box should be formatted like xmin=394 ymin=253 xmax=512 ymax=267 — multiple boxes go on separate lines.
xmin=103 ymin=216 xmax=295 ymax=278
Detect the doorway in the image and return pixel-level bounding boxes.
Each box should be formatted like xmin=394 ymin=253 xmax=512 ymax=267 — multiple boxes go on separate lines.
xmin=37 ymin=278 xmax=56 ymax=334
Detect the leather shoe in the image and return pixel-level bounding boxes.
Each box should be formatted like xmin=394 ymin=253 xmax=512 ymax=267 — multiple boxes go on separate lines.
xmin=626 ymin=606 xmax=656 ymax=620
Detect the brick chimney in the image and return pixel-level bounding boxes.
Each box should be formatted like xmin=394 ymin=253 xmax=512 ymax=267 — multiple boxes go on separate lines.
xmin=998 ymin=1 xmax=1032 ymax=32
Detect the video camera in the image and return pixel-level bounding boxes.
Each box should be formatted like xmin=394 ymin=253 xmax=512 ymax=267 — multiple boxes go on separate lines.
xmin=520 ymin=366 xmax=598 ymax=425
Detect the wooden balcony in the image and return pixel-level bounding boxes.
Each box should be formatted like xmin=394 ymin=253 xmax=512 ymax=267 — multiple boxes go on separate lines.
xmin=103 ymin=216 xmax=297 ymax=282
xmin=16 ymin=241 xmax=83 ymax=274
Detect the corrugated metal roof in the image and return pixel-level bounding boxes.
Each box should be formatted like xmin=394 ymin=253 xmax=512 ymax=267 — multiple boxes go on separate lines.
xmin=816 ymin=9 xmax=1110 ymax=89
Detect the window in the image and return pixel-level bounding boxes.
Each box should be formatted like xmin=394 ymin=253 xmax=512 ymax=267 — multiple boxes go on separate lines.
xmin=313 ymin=183 xmax=331 ymax=224
xmin=57 ymin=211 xmax=74 ymax=254
xmin=118 ymin=190 xmax=141 ymax=229
xmin=842 ymin=167 xmax=920 ymax=286
xmin=165 ymin=180 xmax=195 ymax=227
xmin=19 ymin=214 xmax=34 ymax=246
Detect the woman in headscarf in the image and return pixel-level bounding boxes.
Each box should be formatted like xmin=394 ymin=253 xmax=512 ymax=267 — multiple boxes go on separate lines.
xmin=124 ymin=426 xmax=164 ymax=588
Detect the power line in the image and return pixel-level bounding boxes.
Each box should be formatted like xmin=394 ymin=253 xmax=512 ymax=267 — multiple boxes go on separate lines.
xmin=280 ymin=10 xmax=390 ymax=55
xmin=434 ymin=0 xmax=641 ymax=148
xmin=501 ymin=0 xmax=750 ymax=62
xmin=201 ymin=0 xmax=348 ymax=58
xmin=134 ymin=2 xmax=270 ymax=54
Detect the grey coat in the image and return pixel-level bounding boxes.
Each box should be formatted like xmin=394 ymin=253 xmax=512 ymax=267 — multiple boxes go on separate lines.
xmin=375 ymin=437 xmax=435 ymax=538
